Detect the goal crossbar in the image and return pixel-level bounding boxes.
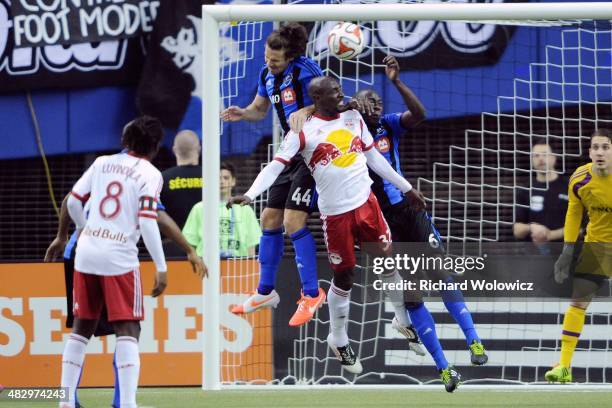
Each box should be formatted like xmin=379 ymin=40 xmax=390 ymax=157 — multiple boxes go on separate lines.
xmin=203 ymin=2 xmax=612 ymax=22
xmin=200 ymin=2 xmax=612 ymax=391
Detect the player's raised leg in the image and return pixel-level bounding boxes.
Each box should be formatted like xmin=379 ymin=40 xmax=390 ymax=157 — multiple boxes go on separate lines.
xmin=231 ymin=172 xmax=325 ymax=326
xmin=406 ymin=301 xmax=461 ymax=392
xmin=231 ymin=207 xmax=283 ymax=314
xmin=322 ymin=213 xmax=362 ymax=374
xmin=285 ymin=207 xmax=326 ymax=326
xmin=327 ymin=271 xmax=362 ymax=374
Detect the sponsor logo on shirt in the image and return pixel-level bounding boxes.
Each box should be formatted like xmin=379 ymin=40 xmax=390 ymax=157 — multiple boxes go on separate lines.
xmin=376 ymin=137 xmax=390 ymax=153
xmin=591 ymin=205 xmax=612 ymax=213
xmin=308 ymin=129 xmax=363 ymax=170
xmin=82 ymin=226 xmax=128 ymax=244
xmin=282 ymin=88 xmax=296 ymax=104
xmin=282 ymin=73 xmax=293 ymax=87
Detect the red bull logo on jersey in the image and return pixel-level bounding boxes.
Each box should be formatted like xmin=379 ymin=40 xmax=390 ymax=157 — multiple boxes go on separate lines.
xmin=308 ymin=129 xmax=363 ymax=170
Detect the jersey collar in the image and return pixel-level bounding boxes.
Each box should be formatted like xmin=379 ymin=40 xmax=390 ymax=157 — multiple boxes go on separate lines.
xmin=313 ymin=112 xmax=340 ymax=121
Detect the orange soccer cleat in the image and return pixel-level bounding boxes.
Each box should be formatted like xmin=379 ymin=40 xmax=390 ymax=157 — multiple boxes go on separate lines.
xmin=288 ymin=287 xmax=326 ymax=327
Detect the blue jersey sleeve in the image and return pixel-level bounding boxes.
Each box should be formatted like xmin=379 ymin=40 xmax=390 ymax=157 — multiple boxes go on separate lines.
xmin=157 ymin=201 xmax=166 ymax=211
xmin=382 ymin=113 xmax=404 ymax=136
xmin=257 ymin=65 xmax=268 ymax=97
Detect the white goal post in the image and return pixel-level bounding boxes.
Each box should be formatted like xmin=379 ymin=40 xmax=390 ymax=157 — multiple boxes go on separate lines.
xmin=200 ymin=2 xmax=612 ymax=391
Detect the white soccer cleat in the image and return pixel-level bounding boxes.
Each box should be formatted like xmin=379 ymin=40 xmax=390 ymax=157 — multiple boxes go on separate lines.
xmin=392 ymin=317 xmax=426 ymax=356
xmin=327 ymin=333 xmax=363 ymax=374
xmin=231 ymin=290 xmax=280 ymax=314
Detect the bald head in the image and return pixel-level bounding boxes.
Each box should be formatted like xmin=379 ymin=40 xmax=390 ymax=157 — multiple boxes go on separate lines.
xmin=308 ymin=76 xmax=338 ymax=98
xmin=308 ymin=76 xmax=343 ymax=115
xmin=172 ymin=130 xmax=200 ymax=165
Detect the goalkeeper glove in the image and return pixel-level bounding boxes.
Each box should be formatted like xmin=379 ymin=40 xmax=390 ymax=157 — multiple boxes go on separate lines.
xmin=554 ymin=243 xmax=575 ymax=284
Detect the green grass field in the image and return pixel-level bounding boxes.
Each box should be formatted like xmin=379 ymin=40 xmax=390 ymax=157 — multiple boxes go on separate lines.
xmin=4 ymin=388 xmax=612 ymax=408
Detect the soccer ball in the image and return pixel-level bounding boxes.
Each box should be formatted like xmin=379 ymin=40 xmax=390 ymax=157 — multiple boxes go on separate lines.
xmin=327 ymin=22 xmax=364 ymax=60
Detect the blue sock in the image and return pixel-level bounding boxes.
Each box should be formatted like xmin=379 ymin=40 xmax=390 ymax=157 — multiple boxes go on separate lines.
xmin=290 ymin=227 xmax=319 ymax=297
xmin=407 ymin=303 xmax=448 ymax=371
xmin=112 ymin=352 xmax=120 ymax=408
xmin=257 ymin=228 xmax=284 ymax=295
xmin=440 ymin=278 xmax=480 ymax=346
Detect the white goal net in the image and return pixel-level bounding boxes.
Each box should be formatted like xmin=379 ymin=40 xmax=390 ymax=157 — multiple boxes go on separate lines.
xmin=202 ymin=1 xmax=612 ymax=388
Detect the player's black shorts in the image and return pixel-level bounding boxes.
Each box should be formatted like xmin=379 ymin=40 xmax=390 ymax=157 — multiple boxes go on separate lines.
xmin=382 ymin=198 xmax=444 ymax=253
xmin=267 ymin=159 xmax=317 ymax=213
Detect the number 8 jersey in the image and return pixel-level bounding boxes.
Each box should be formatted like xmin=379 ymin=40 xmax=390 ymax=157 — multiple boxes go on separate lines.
xmin=70 ymin=152 xmax=163 ymax=276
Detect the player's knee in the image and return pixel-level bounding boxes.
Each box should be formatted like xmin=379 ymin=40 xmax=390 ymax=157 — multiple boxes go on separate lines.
xmin=261 ymin=207 xmax=283 ymax=230
xmin=283 ymin=210 xmax=308 ymax=235
xmin=332 ymin=268 xmax=354 ymax=291
xmin=113 ymin=321 xmax=141 ymax=339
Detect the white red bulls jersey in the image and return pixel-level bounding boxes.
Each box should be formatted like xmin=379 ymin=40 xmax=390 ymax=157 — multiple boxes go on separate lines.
xmin=275 ymin=110 xmax=374 ymax=215
xmin=71 ymin=152 xmax=163 ymax=276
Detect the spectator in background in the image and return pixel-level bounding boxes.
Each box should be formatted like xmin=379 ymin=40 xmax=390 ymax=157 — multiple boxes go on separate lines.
xmin=160 ymin=130 xmax=202 ymax=229
xmin=160 ymin=130 xmax=202 ymax=257
xmin=513 ymin=139 xmax=568 ymax=243
xmin=183 ymin=161 xmax=261 ymax=258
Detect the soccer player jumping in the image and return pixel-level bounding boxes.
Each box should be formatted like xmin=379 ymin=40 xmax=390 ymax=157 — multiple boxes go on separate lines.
xmin=228 ymin=76 xmax=427 ymax=380
xmin=545 ymin=128 xmax=612 ymax=383
xmin=221 ymin=23 xmax=325 ymax=326
xmin=60 ymin=117 xmax=168 ymax=408
xmin=354 ymin=56 xmax=488 ymax=391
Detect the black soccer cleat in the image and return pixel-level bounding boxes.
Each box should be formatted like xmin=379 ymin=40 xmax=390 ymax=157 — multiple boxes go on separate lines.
xmin=439 ymin=365 xmax=461 ymax=393
xmin=327 ymin=333 xmax=363 ymax=374
xmin=469 ymin=340 xmax=488 ymax=366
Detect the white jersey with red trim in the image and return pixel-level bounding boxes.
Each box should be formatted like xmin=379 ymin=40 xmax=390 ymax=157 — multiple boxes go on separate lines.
xmin=275 ymin=110 xmax=374 ymax=215
xmin=71 ymin=152 xmax=163 ymax=276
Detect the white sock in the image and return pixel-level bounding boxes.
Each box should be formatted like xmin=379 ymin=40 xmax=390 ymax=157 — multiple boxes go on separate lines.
xmin=115 ymin=336 xmax=140 ymax=408
xmin=61 ymin=333 xmax=88 ymax=408
xmin=381 ymin=270 xmax=411 ymax=327
xmin=328 ymin=282 xmax=351 ymax=347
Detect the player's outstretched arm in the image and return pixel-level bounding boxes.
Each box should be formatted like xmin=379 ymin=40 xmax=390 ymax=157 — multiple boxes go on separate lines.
xmin=221 ymin=95 xmax=271 ymax=123
xmin=44 ymin=194 xmax=71 ymax=262
xmin=364 ymin=148 xmax=425 ymax=211
xmin=384 ymin=55 xmax=426 ymax=128
xmin=158 ymin=210 xmax=207 ymax=279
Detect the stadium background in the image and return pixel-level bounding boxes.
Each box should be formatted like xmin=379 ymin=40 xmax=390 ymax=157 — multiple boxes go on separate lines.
xmin=0 ymin=0 xmax=610 ymax=387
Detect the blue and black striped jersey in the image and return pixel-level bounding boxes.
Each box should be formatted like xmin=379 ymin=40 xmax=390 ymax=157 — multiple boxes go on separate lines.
xmin=257 ymin=56 xmax=323 ymax=133
xmin=369 ymin=113 xmax=406 ymax=209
